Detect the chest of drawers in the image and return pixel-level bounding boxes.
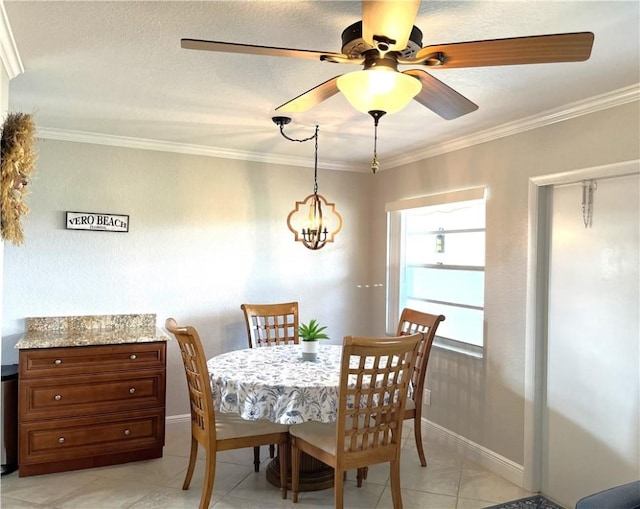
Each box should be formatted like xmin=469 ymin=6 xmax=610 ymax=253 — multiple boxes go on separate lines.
xmin=18 ymin=341 xmax=166 ymax=477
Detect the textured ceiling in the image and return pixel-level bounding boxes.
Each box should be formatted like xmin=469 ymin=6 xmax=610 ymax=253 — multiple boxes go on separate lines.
xmin=4 ymin=1 xmax=639 ymax=172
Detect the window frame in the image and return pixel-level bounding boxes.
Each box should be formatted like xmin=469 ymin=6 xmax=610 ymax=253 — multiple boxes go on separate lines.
xmin=386 ymin=186 xmax=486 ymax=357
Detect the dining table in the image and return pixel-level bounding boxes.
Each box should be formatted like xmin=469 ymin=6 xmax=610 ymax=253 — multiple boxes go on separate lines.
xmin=207 ymin=343 xmax=344 ymax=491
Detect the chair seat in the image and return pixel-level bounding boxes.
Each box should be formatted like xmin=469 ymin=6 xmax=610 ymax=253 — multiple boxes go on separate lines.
xmin=216 ymin=412 xmax=289 ymax=440
xmin=290 ymin=421 xmax=336 ymax=455
xmin=290 ymin=416 xmax=390 ymax=457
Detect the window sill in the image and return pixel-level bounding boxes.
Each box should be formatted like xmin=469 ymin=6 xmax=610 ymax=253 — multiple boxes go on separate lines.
xmin=433 ymin=336 xmax=484 ymax=359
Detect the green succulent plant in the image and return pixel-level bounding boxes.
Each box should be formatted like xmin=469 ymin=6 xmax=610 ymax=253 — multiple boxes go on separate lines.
xmin=298 ymin=319 xmax=329 ymax=341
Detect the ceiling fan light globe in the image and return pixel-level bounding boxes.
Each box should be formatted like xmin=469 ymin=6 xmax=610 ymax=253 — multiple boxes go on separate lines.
xmin=337 ymin=69 xmax=421 ymax=115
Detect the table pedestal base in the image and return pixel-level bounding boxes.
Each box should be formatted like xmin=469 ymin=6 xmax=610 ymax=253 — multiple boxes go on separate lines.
xmin=266 ymin=453 xmax=334 ymax=492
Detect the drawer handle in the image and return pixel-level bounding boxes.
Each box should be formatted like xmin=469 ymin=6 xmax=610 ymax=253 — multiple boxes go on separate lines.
xmin=58 ymin=437 xmax=65 ymax=444
xmin=124 ymin=429 xmax=130 ymax=436
xmin=129 ymin=387 xmax=136 ymax=394
xmin=129 ymin=354 xmax=137 ymax=360
xmin=54 ymin=359 xmax=62 ymax=365
xmin=54 ymin=394 xmax=62 ymax=401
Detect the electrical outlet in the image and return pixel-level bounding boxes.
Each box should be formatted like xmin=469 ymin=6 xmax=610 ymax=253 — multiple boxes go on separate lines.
xmin=423 ymin=389 xmax=431 ymax=406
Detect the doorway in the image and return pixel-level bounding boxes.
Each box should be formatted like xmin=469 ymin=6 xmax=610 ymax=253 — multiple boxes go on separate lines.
xmin=524 ymin=160 xmax=640 ymax=507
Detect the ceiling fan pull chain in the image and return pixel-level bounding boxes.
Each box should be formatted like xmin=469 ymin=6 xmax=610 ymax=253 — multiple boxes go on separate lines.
xmin=368 ymin=110 xmax=386 ymax=174
xmin=371 ymin=124 xmax=379 ymax=174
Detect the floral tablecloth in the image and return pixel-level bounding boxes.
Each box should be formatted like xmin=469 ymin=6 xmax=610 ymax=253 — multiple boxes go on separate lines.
xmin=207 ymin=344 xmax=343 ymax=424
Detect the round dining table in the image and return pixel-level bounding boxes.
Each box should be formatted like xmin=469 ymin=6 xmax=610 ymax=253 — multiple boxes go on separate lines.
xmin=207 ymin=343 xmax=343 ymax=491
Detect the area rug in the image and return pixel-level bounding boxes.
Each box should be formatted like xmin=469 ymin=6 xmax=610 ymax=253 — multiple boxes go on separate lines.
xmin=484 ymin=495 xmax=566 ymax=509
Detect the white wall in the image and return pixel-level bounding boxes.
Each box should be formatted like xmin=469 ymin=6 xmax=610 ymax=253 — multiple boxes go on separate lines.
xmin=1 ymin=140 xmax=373 ymax=416
xmin=370 ymin=100 xmax=640 ymax=466
xmin=544 ymin=174 xmax=639 ymax=507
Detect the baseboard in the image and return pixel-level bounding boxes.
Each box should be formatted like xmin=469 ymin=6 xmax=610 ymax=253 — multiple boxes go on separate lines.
xmin=166 ymin=413 xmax=191 ymax=425
xmin=424 ymin=418 xmax=525 ymax=488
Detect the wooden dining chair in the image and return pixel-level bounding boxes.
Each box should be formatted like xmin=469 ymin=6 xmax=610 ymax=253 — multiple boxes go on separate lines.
xmin=396 ymin=308 xmax=445 ymax=467
xmin=165 ymin=318 xmax=289 ymax=508
xmin=240 ymin=301 xmax=299 ymax=463
xmin=356 ymin=308 xmax=446 ymax=486
xmin=241 ymin=301 xmax=299 ymax=347
xmin=289 ymin=333 xmax=423 ymax=509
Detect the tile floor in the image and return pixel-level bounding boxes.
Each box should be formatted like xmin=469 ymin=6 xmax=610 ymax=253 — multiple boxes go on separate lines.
xmin=1 ymin=419 xmax=533 ymax=508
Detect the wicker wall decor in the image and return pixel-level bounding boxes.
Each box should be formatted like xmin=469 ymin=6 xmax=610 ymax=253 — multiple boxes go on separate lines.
xmin=1 ymin=112 xmax=37 ymax=245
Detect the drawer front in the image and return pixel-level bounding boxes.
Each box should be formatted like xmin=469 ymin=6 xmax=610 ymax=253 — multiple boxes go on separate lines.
xmin=19 ymin=342 xmax=166 ymax=378
xmin=19 ymin=408 xmax=165 ymax=466
xmin=20 ymin=370 xmax=166 ymax=421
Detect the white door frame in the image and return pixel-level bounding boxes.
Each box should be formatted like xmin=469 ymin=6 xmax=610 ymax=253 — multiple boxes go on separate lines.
xmin=522 ymin=158 xmax=640 ymax=492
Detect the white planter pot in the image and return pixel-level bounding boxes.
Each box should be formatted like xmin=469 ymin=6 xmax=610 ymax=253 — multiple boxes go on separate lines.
xmin=301 ymin=340 xmax=318 ymax=362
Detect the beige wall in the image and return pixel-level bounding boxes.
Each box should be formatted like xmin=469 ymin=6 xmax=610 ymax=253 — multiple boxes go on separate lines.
xmin=0 ymin=64 xmax=10 ymax=358
xmin=2 ymin=99 xmax=638 ymax=471
xmin=370 ymin=101 xmax=640 ymax=465
xmin=0 ymin=65 xmax=9 ymax=352
xmin=1 ymin=141 xmax=373 ymax=416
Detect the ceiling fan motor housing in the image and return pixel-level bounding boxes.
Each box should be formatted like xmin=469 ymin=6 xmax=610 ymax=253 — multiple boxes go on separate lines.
xmin=362 ymin=52 xmax=401 ymax=72
xmin=341 ymin=21 xmax=424 ymax=59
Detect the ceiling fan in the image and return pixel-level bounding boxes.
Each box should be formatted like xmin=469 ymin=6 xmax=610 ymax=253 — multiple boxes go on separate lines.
xmin=181 ymin=0 xmax=594 ymax=123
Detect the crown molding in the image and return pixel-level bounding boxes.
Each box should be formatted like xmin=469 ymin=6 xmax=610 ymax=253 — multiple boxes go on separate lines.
xmin=36 ymin=84 xmax=638 ymax=172
xmin=0 ymin=1 xmax=23 ymax=79
xmin=383 ymin=83 xmax=640 ymax=170
xmin=36 ymin=128 xmax=351 ymax=172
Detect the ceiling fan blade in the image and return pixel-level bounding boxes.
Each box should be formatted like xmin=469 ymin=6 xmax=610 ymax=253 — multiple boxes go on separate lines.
xmin=404 ymin=70 xmax=478 ymax=120
xmin=181 ymin=38 xmax=347 ymax=62
xmin=413 ymin=32 xmax=594 ymax=68
xmin=275 ymin=76 xmax=342 ymax=113
xmin=362 ymin=0 xmax=420 ymax=52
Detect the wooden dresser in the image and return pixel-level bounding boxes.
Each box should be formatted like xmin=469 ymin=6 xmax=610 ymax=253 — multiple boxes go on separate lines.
xmin=16 ymin=314 xmax=169 ymax=477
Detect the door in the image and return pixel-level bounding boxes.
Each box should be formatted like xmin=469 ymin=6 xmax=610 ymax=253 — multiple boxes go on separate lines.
xmin=543 ymin=173 xmax=639 ymax=508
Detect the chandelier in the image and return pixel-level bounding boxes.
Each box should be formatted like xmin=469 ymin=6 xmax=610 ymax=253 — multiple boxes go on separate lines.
xmin=273 ymin=116 xmax=343 ymax=250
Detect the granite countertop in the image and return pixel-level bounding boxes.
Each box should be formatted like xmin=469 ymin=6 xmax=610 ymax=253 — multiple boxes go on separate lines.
xmin=15 ymin=313 xmax=170 ymax=349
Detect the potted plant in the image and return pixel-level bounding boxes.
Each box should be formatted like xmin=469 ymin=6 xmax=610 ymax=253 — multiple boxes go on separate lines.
xmin=299 ymin=318 xmax=329 ymax=361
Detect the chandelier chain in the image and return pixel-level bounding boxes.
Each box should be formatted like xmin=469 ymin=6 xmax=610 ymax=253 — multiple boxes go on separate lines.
xmin=277 ymin=123 xmax=319 ymax=193
xmin=277 ymin=124 xmax=317 ymax=144
xmin=313 ymin=126 xmax=318 ymax=194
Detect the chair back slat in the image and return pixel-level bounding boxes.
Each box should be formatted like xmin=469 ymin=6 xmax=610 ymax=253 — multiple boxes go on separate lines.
xmin=166 ymin=318 xmax=216 ymax=443
xmin=241 ymin=302 xmax=299 ymax=347
xmin=396 ymin=309 xmax=445 ymax=400
xmin=336 ymin=334 xmax=422 ymax=458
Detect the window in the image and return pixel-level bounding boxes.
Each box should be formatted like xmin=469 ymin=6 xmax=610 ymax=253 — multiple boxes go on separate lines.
xmin=386 ymin=187 xmax=486 ymax=355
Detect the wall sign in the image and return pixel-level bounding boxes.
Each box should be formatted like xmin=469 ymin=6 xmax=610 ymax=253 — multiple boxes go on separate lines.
xmin=66 ymin=211 xmax=129 ymax=232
